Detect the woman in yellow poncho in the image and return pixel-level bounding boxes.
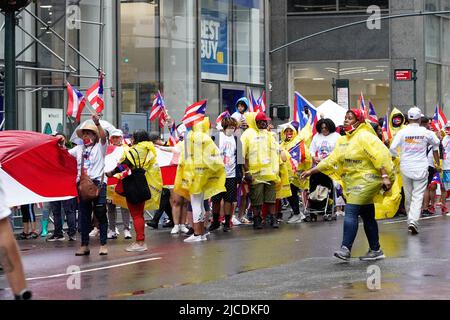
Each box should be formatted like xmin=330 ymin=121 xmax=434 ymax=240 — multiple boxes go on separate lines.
xmin=106 ymin=130 xmax=162 ymax=252
xmin=280 ymin=122 xmax=312 ymax=224
xmin=174 ymin=117 xmax=226 ymax=242
xmin=301 ymin=109 xmax=394 ymax=262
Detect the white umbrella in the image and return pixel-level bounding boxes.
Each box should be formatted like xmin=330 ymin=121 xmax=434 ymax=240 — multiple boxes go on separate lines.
xmin=70 ymin=119 xmax=116 ymax=145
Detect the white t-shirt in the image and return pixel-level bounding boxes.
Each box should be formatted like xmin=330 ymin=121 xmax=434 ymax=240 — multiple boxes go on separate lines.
xmin=389 ymin=124 xmax=440 ymax=176
xmin=442 ymin=136 xmax=450 ymax=170
xmin=219 ymin=132 xmax=237 ymax=178
xmin=309 ymin=132 xmax=340 ymax=160
xmin=69 ymin=142 xmax=107 ymax=182
xmin=231 ymin=111 xmax=245 ymax=123
xmin=0 ymin=177 xmax=11 ymax=220
xmin=427 ymin=146 xmax=435 ymax=168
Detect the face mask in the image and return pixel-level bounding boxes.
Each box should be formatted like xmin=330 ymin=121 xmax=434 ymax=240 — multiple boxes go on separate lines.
xmin=257 ymin=121 xmax=268 ymax=130
xmin=83 ymin=138 xmax=93 ymax=146
xmin=285 ymin=132 xmax=293 ymax=140
xmin=393 ymin=118 xmax=402 ymax=126
xmin=344 ymin=124 xmax=358 ymax=133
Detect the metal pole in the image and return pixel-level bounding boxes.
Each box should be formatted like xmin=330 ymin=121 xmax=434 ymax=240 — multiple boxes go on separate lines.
xmin=63 ymin=0 xmax=69 ymax=132
xmin=98 ymin=0 xmax=105 ymax=71
xmin=413 ymin=58 xmax=417 ymax=107
xmin=4 ymin=10 xmax=17 ymax=130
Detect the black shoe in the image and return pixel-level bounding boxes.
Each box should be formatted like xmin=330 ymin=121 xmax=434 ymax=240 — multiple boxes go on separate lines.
xmin=421 ymin=210 xmax=431 ymax=217
xmin=17 ymin=232 xmax=29 ymax=240
xmin=223 ymin=223 xmax=231 ymax=232
xmin=68 ymin=235 xmax=77 ymax=241
xmin=208 ymin=222 xmax=221 ymax=232
xmin=186 ymin=227 xmax=194 ymax=236
xmin=47 ymin=234 xmax=65 ymax=242
xmin=163 ymin=221 xmax=174 ymax=228
xmin=253 ymin=216 xmax=263 ymax=229
xmin=271 ymin=216 xmax=279 ymax=229
xmin=408 ymin=224 xmax=419 ymax=235
xmin=146 ymin=221 xmax=159 ymax=229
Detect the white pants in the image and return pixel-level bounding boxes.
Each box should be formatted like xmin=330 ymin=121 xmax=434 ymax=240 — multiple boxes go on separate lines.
xmin=190 ymin=193 xmax=205 ymax=223
xmin=402 ymin=173 xmax=428 ymax=227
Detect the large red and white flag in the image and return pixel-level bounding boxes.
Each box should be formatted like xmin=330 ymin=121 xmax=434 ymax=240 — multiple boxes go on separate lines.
xmin=86 ymin=76 xmax=104 ymax=113
xmin=182 ymin=100 xmax=207 ymax=128
xmin=431 ymin=104 xmax=447 ymax=131
xmin=66 ymin=82 xmax=86 ymax=121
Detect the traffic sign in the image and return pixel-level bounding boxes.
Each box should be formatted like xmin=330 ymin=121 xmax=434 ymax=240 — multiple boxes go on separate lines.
xmin=394 ymin=69 xmax=413 ymax=81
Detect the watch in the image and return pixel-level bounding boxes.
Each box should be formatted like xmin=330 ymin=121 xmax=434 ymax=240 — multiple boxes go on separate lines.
xmin=14 ymin=289 xmax=32 ymax=300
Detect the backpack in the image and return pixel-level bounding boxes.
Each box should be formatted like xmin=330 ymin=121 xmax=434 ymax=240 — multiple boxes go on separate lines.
xmin=122 ymin=148 xmax=151 ymax=204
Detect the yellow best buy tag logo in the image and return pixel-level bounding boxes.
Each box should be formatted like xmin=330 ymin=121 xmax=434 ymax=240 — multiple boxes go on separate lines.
xmin=217 ymin=52 xmax=223 ymax=64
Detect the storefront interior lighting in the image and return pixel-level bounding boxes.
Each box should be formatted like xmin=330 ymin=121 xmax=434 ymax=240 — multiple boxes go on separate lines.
xmin=39 ymin=5 xmax=53 ymax=9
xmin=313 ymin=78 xmax=325 ymax=80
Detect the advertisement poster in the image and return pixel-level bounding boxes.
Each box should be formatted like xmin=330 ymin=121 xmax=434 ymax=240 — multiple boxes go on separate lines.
xmin=41 ymin=108 xmax=63 ymax=134
xmin=121 ymin=113 xmax=148 ymax=138
xmin=201 ymin=8 xmax=229 ymax=81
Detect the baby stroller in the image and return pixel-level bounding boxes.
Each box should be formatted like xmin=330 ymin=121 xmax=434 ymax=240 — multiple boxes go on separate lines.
xmin=304 ymin=172 xmax=336 ymax=222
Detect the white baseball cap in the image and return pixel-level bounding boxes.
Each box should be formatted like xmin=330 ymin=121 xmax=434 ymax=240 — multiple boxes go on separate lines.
xmin=407 ymin=107 xmax=422 ymax=120
xmin=110 ymin=129 xmax=123 ymax=137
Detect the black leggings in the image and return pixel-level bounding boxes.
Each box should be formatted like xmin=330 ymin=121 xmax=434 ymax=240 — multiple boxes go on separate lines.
xmin=21 ymin=204 xmax=36 ymax=223
xmin=287 ymin=184 xmax=300 ymax=216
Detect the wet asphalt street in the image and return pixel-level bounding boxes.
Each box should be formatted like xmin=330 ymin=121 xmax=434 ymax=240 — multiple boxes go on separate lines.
xmin=1 ymin=211 xmax=450 ymax=300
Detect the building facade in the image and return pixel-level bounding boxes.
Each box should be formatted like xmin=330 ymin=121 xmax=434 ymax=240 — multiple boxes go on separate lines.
xmin=0 ymin=0 xmax=268 ymax=136
xmin=271 ymin=0 xmax=450 ymax=117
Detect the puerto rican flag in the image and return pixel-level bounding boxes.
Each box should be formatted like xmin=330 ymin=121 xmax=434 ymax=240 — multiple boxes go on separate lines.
xmin=86 ymin=75 xmax=104 ymax=113
xmin=66 ymin=82 xmax=86 ymax=121
xmin=288 ymin=140 xmax=306 ymax=171
xmin=359 ymin=92 xmax=367 ymax=119
xmin=182 ymin=100 xmax=207 ymax=128
xmin=168 ymin=122 xmax=179 ymax=146
xmin=293 ymin=91 xmax=318 ymax=134
xmin=216 ymin=110 xmax=230 ymax=124
xmin=368 ymin=101 xmax=378 ymax=123
xmin=431 ymin=104 xmax=447 ymax=131
xmin=430 ymin=172 xmax=442 ymax=185
xmin=158 ymin=110 xmax=167 ymax=128
xmin=247 ymin=88 xmax=258 ymax=112
xmin=257 ymin=90 xmax=266 ymax=112
xmin=382 ymin=114 xmax=392 ymax=142
xmin=149 ymin=91 xmax=166 ymax=121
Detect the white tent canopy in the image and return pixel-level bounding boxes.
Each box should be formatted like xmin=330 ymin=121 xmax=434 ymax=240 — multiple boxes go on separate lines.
xmin=317 ymin=99 xmax=347 ymax=126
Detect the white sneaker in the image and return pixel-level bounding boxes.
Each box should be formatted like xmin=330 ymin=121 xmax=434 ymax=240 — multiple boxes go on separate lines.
xmin=184 ymin=234 xmax=203 ymax=242
xmin=89 ymin=227 xmax=99 ymax=237
xmin=287 ymin=215 xmax=302 ymax=224
xmin=179 ymin=224 xmax=190 ymax=234
xmin=232 ymin=216 xmax=241 ymax=226
xmin=123 ymin=229 xmax=132 ymax=239
xmin=201 ymin=233 xmax=209 ymax=241
xmin=115 ymin=227 xmax=120 ymax=236
xmin=170 ymin=225 xmax=180 ymax=234
xmin=107 ymin=229 xmax=117 ymax=239
xmin=125 ymin=242 xmax=148 ymax=252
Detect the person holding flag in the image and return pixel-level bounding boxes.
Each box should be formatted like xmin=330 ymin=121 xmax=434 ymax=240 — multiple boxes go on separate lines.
xmin=389 ymin=107 xmax=441 ymax=235
xmin=280 ymin=122 xmax=312 ymax=224
xmin=301 ymin=108 xmax=394 ymax=261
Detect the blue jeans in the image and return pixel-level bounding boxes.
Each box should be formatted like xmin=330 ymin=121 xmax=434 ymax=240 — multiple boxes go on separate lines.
xmin=50 ymin=198 xmax=77 ymax=237
xmin=342 ymin=203 xmax=380 ymax=251
xmin=79 ymin=181 xmax=107 ymax=246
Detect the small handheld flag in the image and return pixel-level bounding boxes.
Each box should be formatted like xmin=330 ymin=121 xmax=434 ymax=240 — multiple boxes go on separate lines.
xmin=66 ymin=82 xmax=86 ymax=122
xmin=86 ymin=75 xmax=104 ymax=113
xmin=182 ymin=100 xmax=207 ymax=128
xmin=431 ymin=104 xmax=447 ymax=131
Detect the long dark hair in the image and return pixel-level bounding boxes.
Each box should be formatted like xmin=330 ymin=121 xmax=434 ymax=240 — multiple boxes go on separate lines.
xmin=315 ymin=118 xmax=336 ymax=134
xmin=132 ymin=130 xmax=150 ymax=144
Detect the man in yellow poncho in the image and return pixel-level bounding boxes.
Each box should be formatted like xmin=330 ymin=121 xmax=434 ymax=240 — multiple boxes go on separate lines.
xmin=106 ymin=130 xmax=162 ymax=252
xmin=174 ymin=117 xmax=226 ymax=242
xmin=241 ymin=111 xmax=280 ymax=229
xmin=280 ymin=122 xmax=312 ymax=224
xmin=302 ymin=109 xmax=394 ymax=262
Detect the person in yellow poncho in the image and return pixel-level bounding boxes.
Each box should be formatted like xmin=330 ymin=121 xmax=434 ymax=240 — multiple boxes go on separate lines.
xmin=241 ymin=111 xmax=280 ymax=229
xmin=301 ymin=109 xmax=394 ymax=262
xmin=174 ymin=117 xmax=226 ymax=242
xmin=106 ymin=130 xmax=162 ymax=252
xmin=280 ymin=122 xmax=312 ymax=224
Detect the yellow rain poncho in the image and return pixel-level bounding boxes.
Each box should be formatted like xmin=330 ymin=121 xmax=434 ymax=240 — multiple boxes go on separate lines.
xmin=376 ymin=107 xmax=406 ymax=219
xmin=316 ymin=122 xmax=394 ymax=205
xmin=241 ymin=112 xmax=280 ymax=184
xmin=277 ymin=153 xmax=292 ymax=199
xmin=174 ymin=117 xmax=226 ymax=200
xmin=280 ymin=123 xmax=312 ymax=190
xmin=110 ymin=141 xmax=162 ymax=210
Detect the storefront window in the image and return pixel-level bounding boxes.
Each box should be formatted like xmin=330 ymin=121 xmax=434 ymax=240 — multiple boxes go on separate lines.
xmin=338 ymin=0 xmax=388 ymax=11
xmin=160 ymin=0 xmax=197 ymax=123
xmin=442 ymin=65 xmax=450 ymax=115
xmin=121 ymin=1 xmax=159 ymax=115
xmin=291 ymin=61 xmax=390 ymax=115
xmin=201 ymin=81 xmax=220 ymax=118
xmin=233 ymin=0 xmax=264 ymax=85
xmin=426 ymin=63 xmax=440 ymax=113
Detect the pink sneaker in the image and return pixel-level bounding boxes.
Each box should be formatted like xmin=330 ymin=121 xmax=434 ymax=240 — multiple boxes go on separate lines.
xmin=441 ymin=206 xmax=449 ymax=215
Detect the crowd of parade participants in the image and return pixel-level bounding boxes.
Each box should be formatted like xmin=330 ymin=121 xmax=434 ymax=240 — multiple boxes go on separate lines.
xmin=10 ymin=99 xmax=450 ymax=262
